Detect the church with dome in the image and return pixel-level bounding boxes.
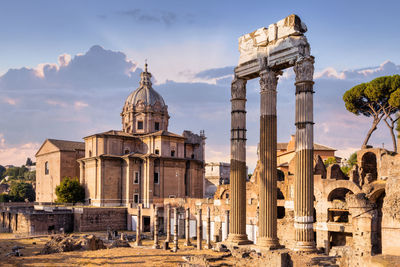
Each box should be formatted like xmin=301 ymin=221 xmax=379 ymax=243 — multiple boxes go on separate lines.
xmin=36 ymin=64 xmax=206 ymax=207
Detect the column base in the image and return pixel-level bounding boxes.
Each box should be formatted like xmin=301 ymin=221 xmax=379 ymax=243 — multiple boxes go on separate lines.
xmin=257 ymin=237 xmax=282 ymax=250
xmin=293 ymin=241 xmax=316 ymax=252
xmin=226 ymin=234 xmax=253 ymax=245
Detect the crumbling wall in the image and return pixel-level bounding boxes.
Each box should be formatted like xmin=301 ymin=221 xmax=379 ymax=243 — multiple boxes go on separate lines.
xmin=73 ymin=207 xmax=127 ymax=232
xmin=382 ymin=176 xmax=400 ymax=255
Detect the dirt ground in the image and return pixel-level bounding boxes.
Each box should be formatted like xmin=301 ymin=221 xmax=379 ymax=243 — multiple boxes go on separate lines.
xmin=0 ymin=232 xmax=234 ymax=267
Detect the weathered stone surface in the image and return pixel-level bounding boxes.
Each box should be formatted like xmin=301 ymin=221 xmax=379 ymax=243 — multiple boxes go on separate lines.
xmin=40 ymin=234 xmax=105 ymax=254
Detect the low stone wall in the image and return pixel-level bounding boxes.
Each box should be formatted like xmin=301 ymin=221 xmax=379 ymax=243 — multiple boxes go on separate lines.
xmin=73 ymin=207 xmax=127 ymax=232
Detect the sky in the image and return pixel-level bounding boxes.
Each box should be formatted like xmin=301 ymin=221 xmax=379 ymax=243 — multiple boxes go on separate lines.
xmin=1 ymin=0 xmax=400 ymax=171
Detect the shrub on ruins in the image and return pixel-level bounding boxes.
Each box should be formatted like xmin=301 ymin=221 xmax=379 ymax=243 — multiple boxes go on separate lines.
xmin=324 ymin=157 xmax=337 ymax=167
xmin=9 ymin=182 xmax=35 ymax=202
xmin=0 ymin=193 xmax=11 ymax=202
xmin=55 ymin=177 xmax=85 ymax=204
xmin=343 ymin=75 xmax=400 ymax=152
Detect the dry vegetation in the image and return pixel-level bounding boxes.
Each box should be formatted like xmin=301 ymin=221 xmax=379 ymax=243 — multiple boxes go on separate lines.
xmin=0 ymin=232 xmax=235 ymax=267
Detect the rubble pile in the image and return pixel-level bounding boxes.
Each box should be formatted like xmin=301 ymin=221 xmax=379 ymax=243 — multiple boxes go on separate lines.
xmin=40 ymin=234 xmax=105 ymax=254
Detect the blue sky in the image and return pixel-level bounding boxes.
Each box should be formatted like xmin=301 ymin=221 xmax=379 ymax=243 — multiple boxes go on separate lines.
xmin=1 ymin=0 xmax=400 ymax=170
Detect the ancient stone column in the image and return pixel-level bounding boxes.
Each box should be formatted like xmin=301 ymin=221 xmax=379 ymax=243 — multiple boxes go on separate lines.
xmin=205 ymin=207 xmax=212 ymax=249
xmin=293 ymin=56 xmax=316 ymax=252
xmin=197 ymin=208 xmax=202 ymax=250
xmin=172 ymin=208 xmax=179 ymax=252
xmin=225 ymin=210 xmax=229 ymax=241
xmin=258 ymin=69 xmax=280 ymax=248
xmin=153 ymin=206 xmax=160 ymax=249
xmin=136 ymin=205 xmax=142 ymax=246
xmin=227 ymin=77 xmax=251 ymax=245
xmin=184 ymin=208 xmax=191 ymax=246
xmin=166 ymin=204 xmax=171 ymax=242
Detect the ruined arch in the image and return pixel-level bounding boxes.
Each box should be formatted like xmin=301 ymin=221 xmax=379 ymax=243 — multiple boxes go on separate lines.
xmin=328 ymin=187 xmax=354 ymax=202
xmin=361 ymin=152 xmax=377 ymax=183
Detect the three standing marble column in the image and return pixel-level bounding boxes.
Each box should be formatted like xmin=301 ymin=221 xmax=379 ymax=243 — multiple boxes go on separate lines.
xmin=227 ymin=78 xmax=251 ymax=245
xmin=293 ymin=56 xmax=316 ymax=251
xmin=257 ymin=69 xmax=280 ymax=248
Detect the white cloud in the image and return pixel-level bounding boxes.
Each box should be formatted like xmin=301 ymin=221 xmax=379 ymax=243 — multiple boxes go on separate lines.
xmin=0 ymin=134 xmax=40 ymax=166
xmin=74 ymin=101 xmax=89 ymax=110
xmin=46 ymin=99 xmax=67 ymax=108
xmin=3 ymin=97 xmax=17 ymax=105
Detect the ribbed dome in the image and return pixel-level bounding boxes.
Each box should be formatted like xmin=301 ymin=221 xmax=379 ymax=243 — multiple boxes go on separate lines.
xmin=124 ymin=64 xmax=165 ymax=108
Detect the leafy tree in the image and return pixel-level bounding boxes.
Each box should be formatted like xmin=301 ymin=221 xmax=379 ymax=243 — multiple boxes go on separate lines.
xmin=23 ymin=170 xmax=36 ymax=181
xmin=0 ymin=193 xmax=11 ymax=202
xmin=347 ymin=152 xmax=357 ymax=167
xmin=9 ymin=182 xmax=35 ymax=202
xmin=4 ymin=166 xmax=28 ymax=179
xmin=324 ymin=157 xmax=337 ymax=167
xmin=25 ymin=158 xmax=33 ymax=166
xmin=55 ymin=177 xmax=85 ymax=204
xmin=0 ymin=165 xmax=5 ymax=179
xmin=343 ymin=75 xmax=400 ymax=151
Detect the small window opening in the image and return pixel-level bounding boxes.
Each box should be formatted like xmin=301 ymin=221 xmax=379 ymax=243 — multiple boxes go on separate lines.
xmin=125 ymin=149 xmax=130 ymax=154
xmin=134 ymin=172 xmax=139 ymax=184
xmin=45 ymin=162 xmax=49 ymax=175
xmin=171 ymin=150 xmax=175 ymax=157
xmin=134 ymin=194 xmax=139 ymax=204
xmin=191 ymin=154 xmax=194 ymax=159
xmin=137 ymin=121 xmax=143 ymax=130
xmin=155 ymin=122 xmax=160 ymax=131
xmin=155 ymin=149 xmax=160 ymax=155
xmin=154 ymin=172 xmax=159 ymax=184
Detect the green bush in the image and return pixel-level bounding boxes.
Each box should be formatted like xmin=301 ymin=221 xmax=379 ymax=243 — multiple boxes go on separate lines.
xmin=55 ymin=177 xmax=85 ymax=204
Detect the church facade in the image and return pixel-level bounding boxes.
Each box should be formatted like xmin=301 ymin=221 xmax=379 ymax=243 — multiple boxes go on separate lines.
xmin=36 ymin=64 xmax=206 ymax=207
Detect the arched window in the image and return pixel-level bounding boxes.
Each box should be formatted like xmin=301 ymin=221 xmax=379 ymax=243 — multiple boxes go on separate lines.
xmin=45 ymin=161 xmax=49 ymax=175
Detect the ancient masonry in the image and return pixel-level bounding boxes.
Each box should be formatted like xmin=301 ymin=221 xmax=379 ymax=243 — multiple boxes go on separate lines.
xmin=227 ymin=14 xmax=316 ymax=251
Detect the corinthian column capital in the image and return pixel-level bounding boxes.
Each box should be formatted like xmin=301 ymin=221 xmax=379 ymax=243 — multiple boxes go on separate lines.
xmin=294 ymin=56 xmax=315 ymax=83
xmin=231 ymin=78 xmax=247 ymax=99
xmin=259 ymin=69 xmax=279 ymax=92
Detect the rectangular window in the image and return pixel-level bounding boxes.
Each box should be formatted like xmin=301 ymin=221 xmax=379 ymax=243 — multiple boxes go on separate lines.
xmin=137 ymin=121 xmax=143 ymax=130
xmin=171 ymin=150 xmax=175 ymax=157
xmin=155 ymin=149 xmax=160 ymax=155
xmin=134 ymin=194 xmax=139 ymax=204
xmin=155 ymin=122 xmax=160 ymax=131
xmin=45 ymin=162 xmax=49 ymax=175
xmin=134 ymin=172 xmax=139 ymax=184
xmin=154 ymin=172 xmax=159 ymax=184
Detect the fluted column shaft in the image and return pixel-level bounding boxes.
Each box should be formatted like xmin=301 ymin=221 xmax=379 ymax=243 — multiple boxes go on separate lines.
xmin=205 ymin=207 xmax=211 ymax=249
xmin=225 ymin=210 xmax=229 ymax=241
xmin=197 ymin=208 xmax=202 ymax=250
xmin=258 ymin=70 xmax=280 ymax=248
xmin=293 ymin=56 xmax=316 ymax=252
xmin=184 ymin=208 xmax=191 ymax=246
xmin=136 ymin=205 xmax=142 ymax=246
xmin=227 ymin=78 xmax=251 ymax=245
xmin=173 ymin=208 xmax=179 ymax=252
xmin=153 ymin=206 xmax=160 ymax=249
xmin=166 ymin=204 xmax=171 ymax=242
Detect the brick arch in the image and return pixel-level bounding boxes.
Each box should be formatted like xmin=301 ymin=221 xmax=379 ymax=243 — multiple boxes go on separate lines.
xmin=323 ymin=180 xmax=362 ymax=201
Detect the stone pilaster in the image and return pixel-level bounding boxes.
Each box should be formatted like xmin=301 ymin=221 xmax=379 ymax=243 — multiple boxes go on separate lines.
xmin=136 ymin=205 xmax=142 ymax=246
xmin=227 ymin=77 xmax=251 ymax=245
xmin=293 ymin=56 xmax=316 ymax=252
xmin=205 ymin=207 xmax=212 ymax=249
xmin=258 ymin=69 xmax=280 ymax=249
xmin=197 ymin=208 xmax=202 ymax=250
xmin=225 ymin=210 xmax=229 ymax=241
xmin=166 ymin=204 xmax=171 ymax=242
xmin=153 ymin=206 xmax=160 ymax=249
xmin=172 ymin=208 xmax=179 ymax=252
xmin=184 ymin=208 xmax=191 ymax=246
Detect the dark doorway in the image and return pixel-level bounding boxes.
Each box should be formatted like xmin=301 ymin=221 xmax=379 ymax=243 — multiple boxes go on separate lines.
xmin=143 ymin=216 xmax=151 ymax=232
